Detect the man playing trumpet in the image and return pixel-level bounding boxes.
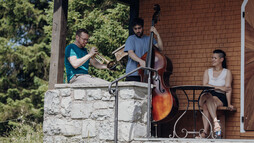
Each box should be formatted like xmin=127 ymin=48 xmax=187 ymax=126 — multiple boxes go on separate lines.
xmin=64 ymin=28 xmax=109 ymax=84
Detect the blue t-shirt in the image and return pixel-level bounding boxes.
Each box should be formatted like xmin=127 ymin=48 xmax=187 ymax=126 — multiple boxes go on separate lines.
xmin=64 ymin=44 xmax=89 ymax=82
xmin=124 ymin=35 xmax=157 ymax=76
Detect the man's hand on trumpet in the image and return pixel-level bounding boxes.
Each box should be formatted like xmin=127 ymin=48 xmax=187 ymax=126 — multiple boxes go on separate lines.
xmin=88 ymin=45 xmax=118 ymax=71
xmin=89 ymin=46 xmax=98 ymax=57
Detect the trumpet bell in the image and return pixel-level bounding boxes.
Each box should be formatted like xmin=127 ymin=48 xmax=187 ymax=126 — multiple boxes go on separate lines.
xmin=112 ymin=44 xmax=128 ymax=62
xmin=107 ymin=61 xmax=117 ymax=71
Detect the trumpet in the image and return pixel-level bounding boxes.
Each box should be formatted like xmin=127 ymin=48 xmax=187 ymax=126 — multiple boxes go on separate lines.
xmin=86 ymin=45 xmax=117 ymax=70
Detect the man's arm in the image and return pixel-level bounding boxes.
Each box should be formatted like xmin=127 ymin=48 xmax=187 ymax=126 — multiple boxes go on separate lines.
xmin=68 ymin=47 xmax=97 ymax=69
xmin=128 ymin=50 xmax=146 ymax=67
xmin=68 ymin=55 xmax=92 ymax=69
xmin=90 ymin=58 xmax=108 ymax=69
xmin=151 ymin=26 xmax=163 ymax=51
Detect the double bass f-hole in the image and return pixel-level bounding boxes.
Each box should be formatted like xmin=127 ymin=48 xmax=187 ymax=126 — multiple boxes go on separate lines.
xmin=154 ymin=78 xmax=166 ymax=93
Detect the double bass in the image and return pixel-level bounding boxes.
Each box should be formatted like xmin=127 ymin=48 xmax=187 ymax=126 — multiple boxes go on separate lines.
xmin=138 ymin=4 xmax=179 ymax=123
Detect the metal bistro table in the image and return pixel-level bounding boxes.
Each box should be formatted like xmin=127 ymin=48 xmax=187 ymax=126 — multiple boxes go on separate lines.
xmin=169 ymin=85 xmax=215 ymax=138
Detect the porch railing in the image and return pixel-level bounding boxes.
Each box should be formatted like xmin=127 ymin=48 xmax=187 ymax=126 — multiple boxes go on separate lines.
xmin=108 ymin=67 xmax=158 ymax=143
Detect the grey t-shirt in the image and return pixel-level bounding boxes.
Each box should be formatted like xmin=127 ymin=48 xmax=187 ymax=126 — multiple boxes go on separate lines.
xmin=124 ymin=35 xmax=157 ymax=76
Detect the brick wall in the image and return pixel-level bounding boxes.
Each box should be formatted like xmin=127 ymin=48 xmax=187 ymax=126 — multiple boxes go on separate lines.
xmin=139 ymin=0 xmax=243 ymax=139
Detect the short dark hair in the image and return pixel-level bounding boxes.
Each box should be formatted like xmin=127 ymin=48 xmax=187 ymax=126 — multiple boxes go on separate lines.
xmin=213 ymin=49 xmax=227 ymax=68
xmin=76 ymin=29 xmax=89 ymax=36
xmin=132 ymin=18 xmax=144 ymax=27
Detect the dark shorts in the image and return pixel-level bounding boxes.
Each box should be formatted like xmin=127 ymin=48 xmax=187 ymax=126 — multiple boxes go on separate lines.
xmin=125 ymin=76 xmax=141 ymax=82
xmin=207 ymin=90 xmax=228 ymax=106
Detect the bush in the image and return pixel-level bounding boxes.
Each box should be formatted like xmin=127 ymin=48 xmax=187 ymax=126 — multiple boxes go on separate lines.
xmin=6 ymin=123 xmax=43 ymax=143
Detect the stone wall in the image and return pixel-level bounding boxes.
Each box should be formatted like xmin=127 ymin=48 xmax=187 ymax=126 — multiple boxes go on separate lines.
xmin=43 ymin=82 xmax=148 ymax=143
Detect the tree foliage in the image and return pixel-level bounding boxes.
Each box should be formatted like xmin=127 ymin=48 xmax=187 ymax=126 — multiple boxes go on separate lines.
xmin=0 ymin=0 xmax=50 ymax=46
xmin=0 ymin=0 xmax=129 ymax=136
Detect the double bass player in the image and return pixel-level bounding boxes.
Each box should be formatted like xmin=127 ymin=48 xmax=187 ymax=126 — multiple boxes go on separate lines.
xmin=124 ymin=17 xmax=163 ymax=82
xmin=124 ymin=5 xmax=179 ymax=138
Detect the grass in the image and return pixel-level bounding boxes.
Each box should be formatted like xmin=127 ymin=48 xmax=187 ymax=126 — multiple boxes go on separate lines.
xmin=0 ymin=123 xmax=43 ymax=143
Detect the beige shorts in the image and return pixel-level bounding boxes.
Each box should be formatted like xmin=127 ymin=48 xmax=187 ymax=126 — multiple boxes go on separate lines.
xmin=69 ymin=74 xmax=109 ymax=84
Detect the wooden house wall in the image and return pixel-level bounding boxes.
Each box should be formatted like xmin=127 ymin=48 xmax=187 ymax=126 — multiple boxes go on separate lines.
xmin=138 ymin=0 xmax=246 ymax=139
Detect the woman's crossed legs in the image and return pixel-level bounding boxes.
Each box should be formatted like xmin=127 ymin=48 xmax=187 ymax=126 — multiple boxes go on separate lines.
xmin=199 ymin=92 xmax=223 ymax=138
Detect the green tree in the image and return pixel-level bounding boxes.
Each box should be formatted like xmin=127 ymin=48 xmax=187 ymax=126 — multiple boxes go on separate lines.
xmin=0 ymin=0 xmax=50 ymax=46
xmin=0 ymin=0 xmax=51 ymax=136
xmin=0 ymin=0 xmax=129 ymax=137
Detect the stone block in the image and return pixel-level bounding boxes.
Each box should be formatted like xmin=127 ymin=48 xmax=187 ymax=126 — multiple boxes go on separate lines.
xmin=81 ymin=138 xmax=99 ymax=143
xmin=86 ymin=89 xmax=102 ymax=100
xmin=133 ymin=87 xmax=147 ymax=99
xmin=43 ymin=118 xmax=82 ymax=136
xmin=43 ymin=117 xmax=61 ymax=136
xmin=118 ymin=122 xmax=133 ymax=141
xmin=119 ymin=87 xmax=147 ymax=100
xmin=102 ymin=90 xmax=113 ymax=101
xmin=93 ymin=101 xmax=110 ymax=109
xmin=98 ymin=121 xmax=114 ymax=140
xmin=140 ymin=101 xmax=148 ymax=123
xmin=71 ymin=101 xmax=93 ymax=119
xmin=118 ymin=122 xmax=146 ymax=141
xmin=66 ymin=135 xmax=82 ymax=143
xmin=59 ymin=120 xmax=82 ymax=136
xmin=44 ymin=90 xmax=60 ymax=115
xmin=43 ymin=136 xmax=54 ymax=143
xmin=54 ymin=136 xmax=68 ymax=143
xmin=82 ymin=119 xmax=96 ymax=138
xmin=61 ymin=96 xmax=72 ymax=117
xmin=90 ymin=109 xmax=113 ymax=121
xmin=60 ymin=88 xmax=71 ymax=97
xmin=119 ymin=88 xmax=135 ymax=99
xmin=74 ymin=89 xmax=86 ymax=100
xmin=133 ymin=123 xmax=147 ymax=138
xmin=143 ymin=112 xmax=147 ymax=123
xmin=118 ymin=100 xmax=142 ymax=122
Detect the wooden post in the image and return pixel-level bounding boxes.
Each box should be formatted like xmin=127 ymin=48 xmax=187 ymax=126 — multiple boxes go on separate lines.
xmin=48 ymin=0 xmax=68 ymax=89
xmin=117 ymin=0 xmax=139 ymax=35
xmin=129 ymin=0 xmax=139 ymax=35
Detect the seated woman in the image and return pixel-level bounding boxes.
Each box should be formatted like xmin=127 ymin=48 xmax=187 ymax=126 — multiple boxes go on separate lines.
xmin=198 ymin=49 xmax=234 ymax=138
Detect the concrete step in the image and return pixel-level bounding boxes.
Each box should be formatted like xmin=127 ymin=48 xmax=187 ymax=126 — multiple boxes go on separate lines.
xmin=133 ymin=138 xmax=254 ymax=143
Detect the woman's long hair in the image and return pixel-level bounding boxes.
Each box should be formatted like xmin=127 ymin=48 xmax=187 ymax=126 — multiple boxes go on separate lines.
xmin=213 ymin=49 xmax=227 ymax=68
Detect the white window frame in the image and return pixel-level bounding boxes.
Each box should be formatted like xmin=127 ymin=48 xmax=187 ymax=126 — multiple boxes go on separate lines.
xmin=240 ymin=0 xmax=248 ymax=133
